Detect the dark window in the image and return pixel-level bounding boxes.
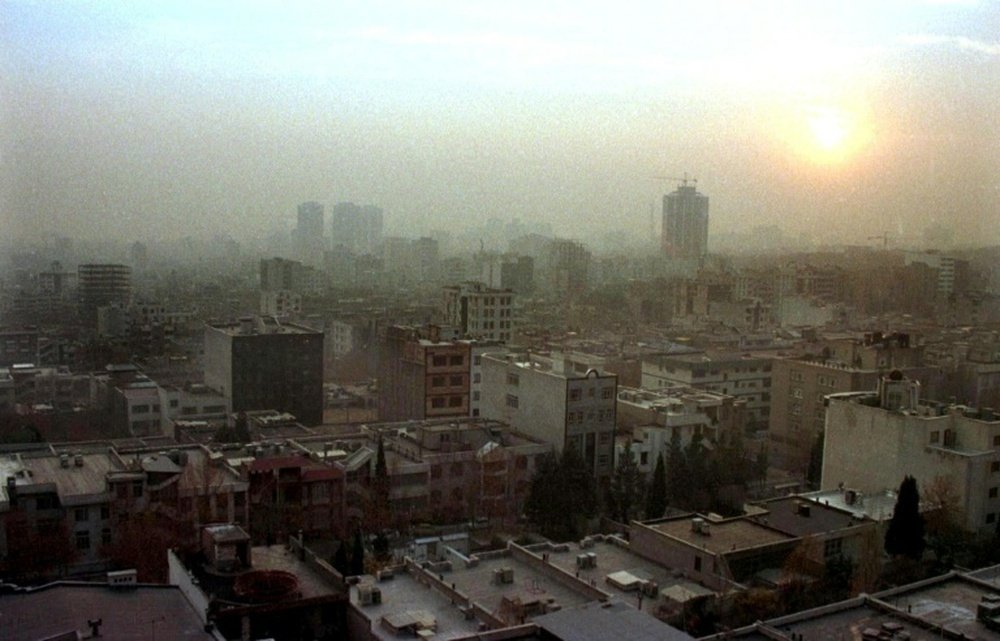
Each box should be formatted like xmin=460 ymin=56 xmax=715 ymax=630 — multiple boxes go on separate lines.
xmin=431 ymin=397 xmax=445 ymax=408
xmin=694 ymin=556 xmax=702 ymax=571
xmin=75 ymin=530 xmax=90 ymax=550
xmin=449 ymin=355 xmax=464 ymax=366
xmin=432 ymin=355 xmax=447 ymax=367
xmin=448 ymin=396 xmax=463 ymax=407
xmin=992 ymin=461 xmax=1000 ymax=473
xmin=74 ymin=507 xmax=88 ymax=522
xmin=132 ymin=481 xmax=143 ymax=498
xmin=450 ymin=375 xmax=463 ymax=386
xmin=101 ymin=527 xmax=112 ymax=546
xmin=100 ymin=506 xmax=110 ymax=520
xmin=431 ymin=376 xmax=445 ymax=387
xmin=990 ymin=487 xmax=998 ymax=498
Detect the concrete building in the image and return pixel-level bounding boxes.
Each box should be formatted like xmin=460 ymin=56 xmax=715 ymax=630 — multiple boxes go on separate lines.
xmin=77 ymin=264 xmax=131 ymax=326
xmin=822 ymin=373 xmax=1000 ymax=534
xmin=905 ymin=250 xmax=969 ymax=296
xmin=377 ymin=325 xmax=470 ymax=422
xmin=442 ymin=282 xmax=515 ymax=343
xmin=296 ymin=201 xmax=325 ymax=267
xmin=616 ymin=385 xmax=747 ymax=474
xmin=768 ymin=331 xmax=936 ymax=471
xmin=204 ymin=317 xmax=324 ymax=425
xmin=544 ymin=238 xmax=591 ymax=297
xmin=330 ymin=201 xmax=383 ymax=255
xmin=641 ymin=350 xmax=774 ymax=431
xmin=662 ymin=181 xmax=709 ymax=261
xmin=480 ymin=351 xmax=617 ymax=482
xmin=0 ymin=327 xmax=39 ymax=366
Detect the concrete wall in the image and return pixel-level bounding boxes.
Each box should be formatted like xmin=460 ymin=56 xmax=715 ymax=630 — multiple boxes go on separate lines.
xmin=202 ymin=327 xmax=232 ymax=398
xmin=168 ymin=549 xmax=210 ymax=623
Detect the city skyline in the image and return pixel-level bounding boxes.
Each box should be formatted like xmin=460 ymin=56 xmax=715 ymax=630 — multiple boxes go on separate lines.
xmin=2 ymin=2 xmax=999 ymax=248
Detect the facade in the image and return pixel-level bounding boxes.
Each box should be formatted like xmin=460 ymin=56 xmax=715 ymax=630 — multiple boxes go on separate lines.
xmin=0 ymin=328 xmax=39 ymax=366
xmin=442 ymin=281 xmax=515 ymax=343
xmin=662 ymin=182 xmax=709 ymax=261
xmin=616 ymin=385 xmax=747 ymax=474
xmin=376 ymin=325 xmax=470 ymax=422
xmin=330 ymin=201 xmax=383 ymax=255
xmin=768 ymin=331 xmax=934 ymax=471
xmin=544 ymin=238 xmax=591 ymax=296
xmin=641 ymin=351 xmax=774 ymax=431
xmin=296 ymin=201 xmax=325 ymax=267
xmin=77 ymin=264 xmax=131 ymax=326
xmin=480 ymin=351 xmax=617 ymax=482
xmin=822 ymin=373 xmax=1000 ymax=533
xmin=204 ymin=317 xmax=324 ymax=425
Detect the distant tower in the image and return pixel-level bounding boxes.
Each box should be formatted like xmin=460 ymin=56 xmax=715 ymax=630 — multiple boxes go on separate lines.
xmin=295 ymin=202 xmax=325 ymax=267
xmin=330 ymin=202 xmax=383 ymax=255
xmin=77 ymin=264 xmax=131 ymax=326
xmin=661 ymin=180 xmax=709 ymax=261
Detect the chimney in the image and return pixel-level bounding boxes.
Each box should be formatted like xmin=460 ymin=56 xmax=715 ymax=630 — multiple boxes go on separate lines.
xmin=74 ymin=454 xmax=84 ymax=467
xmin=797 ymin=502 xmax=811 ymax=517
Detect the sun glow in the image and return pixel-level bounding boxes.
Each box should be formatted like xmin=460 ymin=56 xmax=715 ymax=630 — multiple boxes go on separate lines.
xmin=779 ymin=100 xmax=874 ymax=166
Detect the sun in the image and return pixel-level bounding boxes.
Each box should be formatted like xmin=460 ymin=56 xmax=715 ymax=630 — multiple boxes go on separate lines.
xmin=792 ymin=102 xmax=873 ymax=165
xmin=808 ymin=107 xmax=850 ymax=152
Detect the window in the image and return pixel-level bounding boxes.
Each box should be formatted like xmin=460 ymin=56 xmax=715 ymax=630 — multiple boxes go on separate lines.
xmin=472 ymin=391 xmax=480 ymax=401
xmin=169 ymin=399 xmax=178 ymax=408
xmin=473 ymin=373 xmax=481 ymax=383
xmin=474 ymin=355 xmax=481 ymax=365
xmin=993 ymin=461 xmax=1000 ymax=473
xmin=448 ymin=396 xmax=463 ymax=407
xmin=694 ymin=556 xmax=702 ymax=572
xmin=587 ymin=387 xmax=595 ymax=397
xmin=640 ymin=452 xmax=649 ymax=465
xmin=133 ymin=404 xmax=149 ymax=413
xmin=451 ymin=462 xmax=464 ymax=476
xmin=431 ymin=465 xmax=442 ymax=479
xmin=449 ymin=355 xmax=464 ymax=366
xmin=930 ymin=431 xmax=940 ymax=444
xmin=432 ymin=355 xmax=447 ymax=367
xmin=601 ymin=388 xmax=613 ymax=399
xmin=132 ymin=481 xmax=143 ymax=498
xmin=824 ymin=538 xmax=843 ymax=558
xmin=75 ymin=507 xmax=89 ymax=522
xmin=100 ymin=506 xmax=110 ymax=520
xmin=569 ymin=389 xmax=582 ymax=401
xmin=507 ymin=373 xmax=520 ymax=386
xmin=450 ymin=375 xmax=463 ymax=386
xmin=431 ymin=397 xmax=445 ymax=408
xmin=989 ymin=513 xmax=997 ymax=524
xmin=990 ymin=487 xmax=998 ymax=498
xmin=432 ymin=376 xmax=445 ymax=387
xmin=506 ymin=394 xmax=519 ymax=408
xmin=599 ymin=432 xmax=611 ymax=444
xmin=101 ymin=527 xmax=112 ymax=546
xmin=598 ymin=454 xmax=609 ymax=465
xmin=75 ymin=530 xmax=91 ymax=550
xmin=994 ymin=434 xmax=1000 ymax=447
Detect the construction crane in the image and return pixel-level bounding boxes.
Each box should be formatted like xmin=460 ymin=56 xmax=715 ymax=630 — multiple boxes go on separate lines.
xmin=653 ymin=173 xmax=698 ymax=190
xmin=868 ymin=232 xmax=889 ymax=248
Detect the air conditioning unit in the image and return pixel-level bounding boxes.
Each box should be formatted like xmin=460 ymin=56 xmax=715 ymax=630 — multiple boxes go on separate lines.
xmin=642 ymin=581 xmax=659 ymax=597
xmin=501 ymin=567 xmax=514 ymax=584
xmin=371 ymin=586 xmax=382 ymax=605
xmin=358 ymin=584 xmax=374 ymax=605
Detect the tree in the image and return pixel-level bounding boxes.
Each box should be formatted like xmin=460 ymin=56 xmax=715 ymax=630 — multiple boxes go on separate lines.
xmin=332 ymin=538 xmax=349 ymax=576
xmin=370 ymin=435 xmax=391 ymax=531
xmin=645 ymin=452 xmax=668 ymax=520
xmin=806 ymin=430 xmax=824 ymax=489
xmin=608 ymin=440 xmax=645 ymax=524
xmin=350 ymin=529 xmax=365 ymax=576
xmin=523 ymin=448 xmax=598 ymax=541
xmin=885 ymin=475 xmax=926 ymax=560
xmin=665 ymin=428 xmax=690 ymax=509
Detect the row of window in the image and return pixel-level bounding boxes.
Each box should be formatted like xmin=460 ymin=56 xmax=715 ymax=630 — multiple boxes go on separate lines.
xmin=568 ymin=409 xmax=615 ymax=424
xmin=430 ymin=374 xmax=465 ymax=388
xmin=75 ymin=527 xmax=112 ymax=550
xmin=431 ymin=354 xmax=465 ymax=367
xmin=430 ymin=396 xmax=464 ymax=409
xmin=75 ymin=506 xmax=111 ymax=522
xmin=568 ymin=387 xmax=614 ymax=401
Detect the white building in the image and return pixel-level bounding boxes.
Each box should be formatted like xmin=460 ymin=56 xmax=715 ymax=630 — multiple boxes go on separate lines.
xmin=822 ymin=373 xmax=1000 ymax=534
xmin=480 ymin=351 xmax=617 ymax=482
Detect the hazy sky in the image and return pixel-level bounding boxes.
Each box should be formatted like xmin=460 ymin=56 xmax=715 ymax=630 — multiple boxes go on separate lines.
xmin=2 ymin=1 xmax=999 ymax=248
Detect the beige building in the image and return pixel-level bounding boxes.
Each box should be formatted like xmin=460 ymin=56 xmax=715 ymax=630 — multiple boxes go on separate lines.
xmin=480 ymin=351 xmax=617 ymax=482
xmin=822 ymin=373 xmax=1000 ymax=534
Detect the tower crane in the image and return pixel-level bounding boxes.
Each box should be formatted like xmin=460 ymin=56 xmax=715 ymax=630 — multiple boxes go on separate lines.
xmin=653 ymin=173 xmax=697 ymax=190
xmin=868 ymin=232 xmax=889 ymax=248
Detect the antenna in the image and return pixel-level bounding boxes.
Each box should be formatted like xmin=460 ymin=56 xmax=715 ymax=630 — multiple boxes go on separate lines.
xmin=652 ymin=174 xmax=698 ymax=190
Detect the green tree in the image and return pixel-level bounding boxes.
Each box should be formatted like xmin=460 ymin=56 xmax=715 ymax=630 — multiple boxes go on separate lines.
xmin=807 ymin=430 xmax=824 ymax=489
xmin=332 ymin=538 xmax=349 ymax=576
xmin=350 ymin=529 xmax=366 ymax=576
xmin=665 ymin=428 xmax=690 ymax=508
xmin=885 ymin=475 xmax=926 ymax=560
xmin=645 ymin=452 xmax=668 ymax=520
xmin=608 ymin=440 xmax=645 ymax=524
xmin=524 ymin=448 xmax=598 ymax=541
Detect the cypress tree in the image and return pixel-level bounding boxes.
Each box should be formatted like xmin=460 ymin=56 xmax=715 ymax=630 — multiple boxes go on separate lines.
xmin=645 ymin=452 xmax=668 ymax=520
xmin=350 ymin=529 xmax=365 ymax=575
xmin=885 ymin=475 xmax=926 ymax=560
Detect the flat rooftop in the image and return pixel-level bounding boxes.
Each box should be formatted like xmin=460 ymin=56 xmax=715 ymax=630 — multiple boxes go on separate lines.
xmin=0 ymin=583 xmax=215 ymax=641
xmin=350 ymin=571 xmax=485 ymax=641
xmin=251 ymin=544 xmax=338 ymax=600
xmin=750 ymin=496 xmax=865 ymax=537
xmin=651 ymin=517 xmax=795 ymax=554
xmin=539 ymin=538 xmax=715 ymax=616
xmin=881 ymin=575 xmax=1000 ymax=640
xmin=23 ymin=451 xmax=121 ymax=502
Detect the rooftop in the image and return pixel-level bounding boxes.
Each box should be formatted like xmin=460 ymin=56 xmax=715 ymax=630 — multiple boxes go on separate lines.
xmin=534 ymin=600 xmax=693 ymax=641
xmin=0 ymin=582 xmax=215 ymax=641
xmin=23 ymin=451 xmax=121 ymax=503
xmin=650 ymin=516 xmax=795 ymax=555
xmin=750 ymin=496 xmax=867 ymax=537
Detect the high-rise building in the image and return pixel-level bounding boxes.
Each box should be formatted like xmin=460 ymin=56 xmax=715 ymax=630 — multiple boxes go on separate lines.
xmin=377 ymin=325 xmax=471 ymax=422
xmin=296 ymin=202 xmax=325 ymax=267
xmin=662 ymin=181 xmax=709 ymax=261
xmin=204 ymin=317 xmax=324 ymax=425
xmin=77 ymin=264 xmax=131 ymax=326
xmin=330 ymin=202 xmax=383 ymax=255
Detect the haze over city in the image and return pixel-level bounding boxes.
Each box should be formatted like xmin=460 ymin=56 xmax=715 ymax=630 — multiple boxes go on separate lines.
xmin=3 ymin=1 xmax=999 ymax=248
